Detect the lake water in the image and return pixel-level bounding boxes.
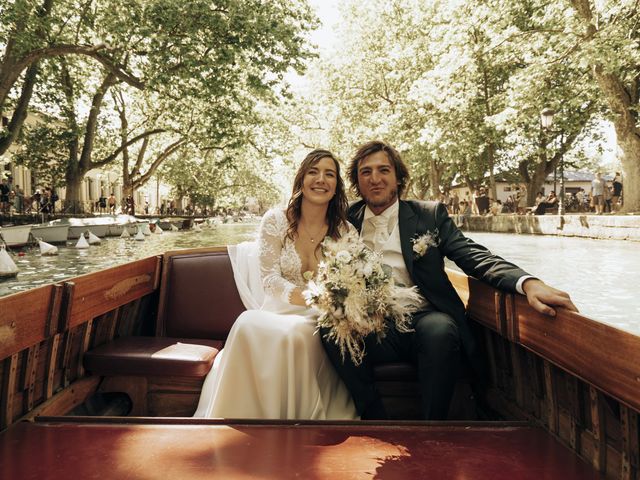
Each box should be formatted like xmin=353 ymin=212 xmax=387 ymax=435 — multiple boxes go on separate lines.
xmin=1 ymin=224 xmax=638 ymax=333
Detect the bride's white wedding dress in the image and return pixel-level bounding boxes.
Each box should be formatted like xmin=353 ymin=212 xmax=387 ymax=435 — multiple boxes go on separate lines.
xmin=193 ymin=209 xmax=357 ymax=419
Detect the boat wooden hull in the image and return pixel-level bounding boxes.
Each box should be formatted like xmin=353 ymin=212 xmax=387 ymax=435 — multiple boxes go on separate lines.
xmin=0 ymin=246 xmax=638 ymax=479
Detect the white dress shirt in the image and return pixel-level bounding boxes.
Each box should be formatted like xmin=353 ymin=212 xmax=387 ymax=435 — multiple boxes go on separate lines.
xmin=360 ymin=199 xmax=530 ymax=295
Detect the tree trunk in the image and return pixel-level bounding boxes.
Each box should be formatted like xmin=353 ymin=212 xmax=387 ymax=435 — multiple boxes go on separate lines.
xmin=428 ymin=159 xmax=441 ymax=200
xmin=592 ymin=69 xmax=640 ymax=212
xmin=617 ymin=132 xmax=640 ymax=213
xmin=523 ymin=160 xmax=550 ymax=207
xmin=64 ymin=169 xmax=85 ymax=214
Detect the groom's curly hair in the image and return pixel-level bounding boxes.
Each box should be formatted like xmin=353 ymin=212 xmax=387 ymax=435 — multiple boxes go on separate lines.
xmin=286 ymin=149 xmax=349 ymax=245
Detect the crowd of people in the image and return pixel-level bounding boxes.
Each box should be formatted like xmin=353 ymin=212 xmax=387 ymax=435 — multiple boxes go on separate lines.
xmin=439 ymin=171 xmax=623 ymax=217
xmin=0 ymin=176 xmax=58 ymax=215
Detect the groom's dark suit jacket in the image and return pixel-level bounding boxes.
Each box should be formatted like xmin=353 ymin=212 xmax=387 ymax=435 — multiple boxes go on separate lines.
xmin=348 ymin=199 xmax=530 ymax=356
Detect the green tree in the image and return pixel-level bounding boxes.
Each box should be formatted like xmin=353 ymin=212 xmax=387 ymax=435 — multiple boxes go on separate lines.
xmin=10 ymin=0 xmax=316 ymax=210
xmin=564 ymin=0 xmax=640 ymax=211
xmin=0 ymin=0 xmax=144 ymax=155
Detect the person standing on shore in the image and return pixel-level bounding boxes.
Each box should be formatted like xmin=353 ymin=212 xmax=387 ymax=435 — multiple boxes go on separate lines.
xmin=591 ymin=172 xmax=606 ymax=215
xmin=612 ymin=173 xmax=623 ymax=212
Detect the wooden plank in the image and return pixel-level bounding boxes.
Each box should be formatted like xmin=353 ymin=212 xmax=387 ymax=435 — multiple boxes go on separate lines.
xmin=504 ymin=293 xmax=517 ymax=342
xmin=483 ymin=329 xmax=498 ymax=387
xmin=513 ymin=294 xmax=640 ymax=414
xmin=589 ymin=386 xmax=607 ymax=472
xmin=0 ymin=354 xmax=18 ymax=429
xmin=107 ymin=308 xmax=120 ymax=340
xmin=509 ymin=343 xmax=524 ymax=407
xmin=21 ymin=376 xmax=100 ymax=421
xmin=566 ymin=375 xmax=581 ymax=452
xmin=22 ymin=344 xmax=40 ymax=411
xmin=468 ymin=278 xmax=503 ymax=333
xmin=544 ymin=360 xmax=558 ymax=434
xmin=152 ymin=255 xmax=162 ymax=290
xmin=46 ymin=284 xmax=64 ymax=336
xmin=446 ymin=270 xmax=502 ymax=333
xmin=65 ymin=256 xmax=159 ymax=329
xmin=58 ymin=282 xmax=75 ymax=333
xmin=44 ymin=334 xmax=61 ymax=400
xmin=60 ymin=329 xmax=76 ymax=388
xmin=620 ymin=405 xmax=639 ymax=480
xmin=0 ymin=285 xmax=55 ymax=359
xmin=76 ymin=319 xmax=94 ymax=378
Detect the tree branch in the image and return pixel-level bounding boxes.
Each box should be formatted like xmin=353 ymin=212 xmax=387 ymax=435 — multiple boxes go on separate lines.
xmin=92 ymin=128 xmax=166 ymax=168
xmin=135 ymin=139 xmax=186 ymax=187
xmin=16 ymin=44 xmax=145 ymax=90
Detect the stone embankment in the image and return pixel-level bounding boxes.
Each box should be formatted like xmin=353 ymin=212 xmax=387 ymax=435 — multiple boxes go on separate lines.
xmin=455 ymin=214 xmax=640 ymax=242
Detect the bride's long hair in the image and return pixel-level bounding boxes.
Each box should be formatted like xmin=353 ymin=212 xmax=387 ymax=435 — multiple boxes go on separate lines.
xmin=285 ymin=149 xmax=349 ymax=243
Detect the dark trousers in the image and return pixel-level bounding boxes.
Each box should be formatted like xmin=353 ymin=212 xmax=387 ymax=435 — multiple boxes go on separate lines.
xmin=321 ymin=309 xmax=461 ymax=420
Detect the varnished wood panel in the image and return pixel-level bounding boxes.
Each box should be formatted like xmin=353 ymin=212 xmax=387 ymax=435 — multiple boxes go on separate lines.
xmin=446 ymin=269 xmax=503 ymax=333
xmin=0 ymin=286 xmax=55 ymax=359
xmin=65 ymin=256 xmax=161 ymax=329
xmin=0 ymin=421 xmax=602 ymax=480
xmin=21 ymin=376 xmax=100 ymax=420
xmin=514 ymin=295 xmax=640 ymax=414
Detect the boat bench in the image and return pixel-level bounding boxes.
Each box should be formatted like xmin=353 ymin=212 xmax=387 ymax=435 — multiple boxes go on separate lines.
xmin=83 ymin=248 xmax=447 ymax=419
xmin=83 ymin=249 xmax=242 ymax=416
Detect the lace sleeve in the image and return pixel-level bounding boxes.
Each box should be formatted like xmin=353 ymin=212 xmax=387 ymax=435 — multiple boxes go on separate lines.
xmin=258 ymin=209 xmax=297 ymax=303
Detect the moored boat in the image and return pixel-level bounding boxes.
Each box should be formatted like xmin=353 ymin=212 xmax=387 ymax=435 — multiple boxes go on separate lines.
xmin=0 ymin=224 xmax=32 ymax=247
xmin=68 ymin=223 xmax=109 ymax=239
xmin=30 ymin=223 xmax=70 ymax=244
xmin=0 ymin=246 xmax=638 ymax=479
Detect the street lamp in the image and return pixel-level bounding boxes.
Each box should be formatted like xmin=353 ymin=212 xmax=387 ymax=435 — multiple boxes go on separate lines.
xmin=540 ymin=108 xmax=564 ymax=215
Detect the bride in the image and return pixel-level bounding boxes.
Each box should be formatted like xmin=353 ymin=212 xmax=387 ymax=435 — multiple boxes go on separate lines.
xmin=194 ymin=149 xmax=358 ymax=419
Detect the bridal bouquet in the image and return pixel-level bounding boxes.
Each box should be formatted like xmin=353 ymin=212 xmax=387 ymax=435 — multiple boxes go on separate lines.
xmin=303 ymin=230 xmax=423 ymax=365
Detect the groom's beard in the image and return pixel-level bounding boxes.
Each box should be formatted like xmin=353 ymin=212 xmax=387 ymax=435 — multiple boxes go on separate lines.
xmin=363 ymin=188 xmax=398 ymax=211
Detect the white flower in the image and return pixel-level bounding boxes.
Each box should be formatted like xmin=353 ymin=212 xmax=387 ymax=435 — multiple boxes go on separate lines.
xmin=336 ymin=250 xmax=352 ymax=263
xmin=362 ymin=263 xmax=373 ymax=277
xmin=411 ymin=230 xmax=439 ymax=259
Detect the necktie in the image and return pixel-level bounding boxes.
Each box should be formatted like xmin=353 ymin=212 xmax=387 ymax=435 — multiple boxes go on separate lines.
xmin=371 ymin=215 xmax=388 ymax=251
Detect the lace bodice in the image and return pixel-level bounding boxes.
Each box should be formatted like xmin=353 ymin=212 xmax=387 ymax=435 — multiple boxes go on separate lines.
xmin=258 ymin=209 xmax=353 ymax=304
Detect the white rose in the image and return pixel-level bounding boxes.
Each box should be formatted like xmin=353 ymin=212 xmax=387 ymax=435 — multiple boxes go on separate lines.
xmin=362 ymin=263 xmax=373 ymax=277
xmin=336 ymin=250 xmax=352 ymax=263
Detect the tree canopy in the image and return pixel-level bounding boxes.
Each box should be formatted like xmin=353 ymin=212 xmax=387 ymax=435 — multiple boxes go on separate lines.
xmin=3 ymin=0 xmax=640 ymax=212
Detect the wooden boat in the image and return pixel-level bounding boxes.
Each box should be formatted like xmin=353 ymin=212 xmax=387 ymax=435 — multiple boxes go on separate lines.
xmin=30 ymin=223 xmax=70 ymax=244
xmin=0 ymin=246 xmax=638 ymax=479
xmin=0 ymin=224 xmax=32 ymax=247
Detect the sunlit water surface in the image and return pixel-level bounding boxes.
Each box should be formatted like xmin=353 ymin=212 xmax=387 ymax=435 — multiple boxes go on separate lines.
xmin=2 ymin=225 xmax=638 ymax=333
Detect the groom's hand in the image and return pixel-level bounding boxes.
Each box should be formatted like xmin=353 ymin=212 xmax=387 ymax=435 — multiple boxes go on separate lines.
xmin=522 ymin=278 xmax=578 ymax=317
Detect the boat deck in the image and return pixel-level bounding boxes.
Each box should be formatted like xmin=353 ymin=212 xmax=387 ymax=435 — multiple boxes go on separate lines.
xmin=0 ymin=418 xmax=600 ymax=479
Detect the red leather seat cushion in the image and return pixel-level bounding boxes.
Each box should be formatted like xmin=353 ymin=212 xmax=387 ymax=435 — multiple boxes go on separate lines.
xmin=84 ymin=336 xmax=223 ymax=378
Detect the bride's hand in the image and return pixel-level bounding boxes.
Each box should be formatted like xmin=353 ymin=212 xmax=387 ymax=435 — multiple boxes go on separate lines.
xmin=289 ymin=288 xmax=308 ymax=307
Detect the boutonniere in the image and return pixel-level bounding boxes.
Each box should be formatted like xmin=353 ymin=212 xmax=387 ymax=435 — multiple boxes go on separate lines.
xmin=411 ymin=229 xmax=439 ymax=259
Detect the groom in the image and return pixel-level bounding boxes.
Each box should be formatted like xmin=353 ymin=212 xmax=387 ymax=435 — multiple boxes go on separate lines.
xmin=320 ymin=140 xmax=577 ymax=420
